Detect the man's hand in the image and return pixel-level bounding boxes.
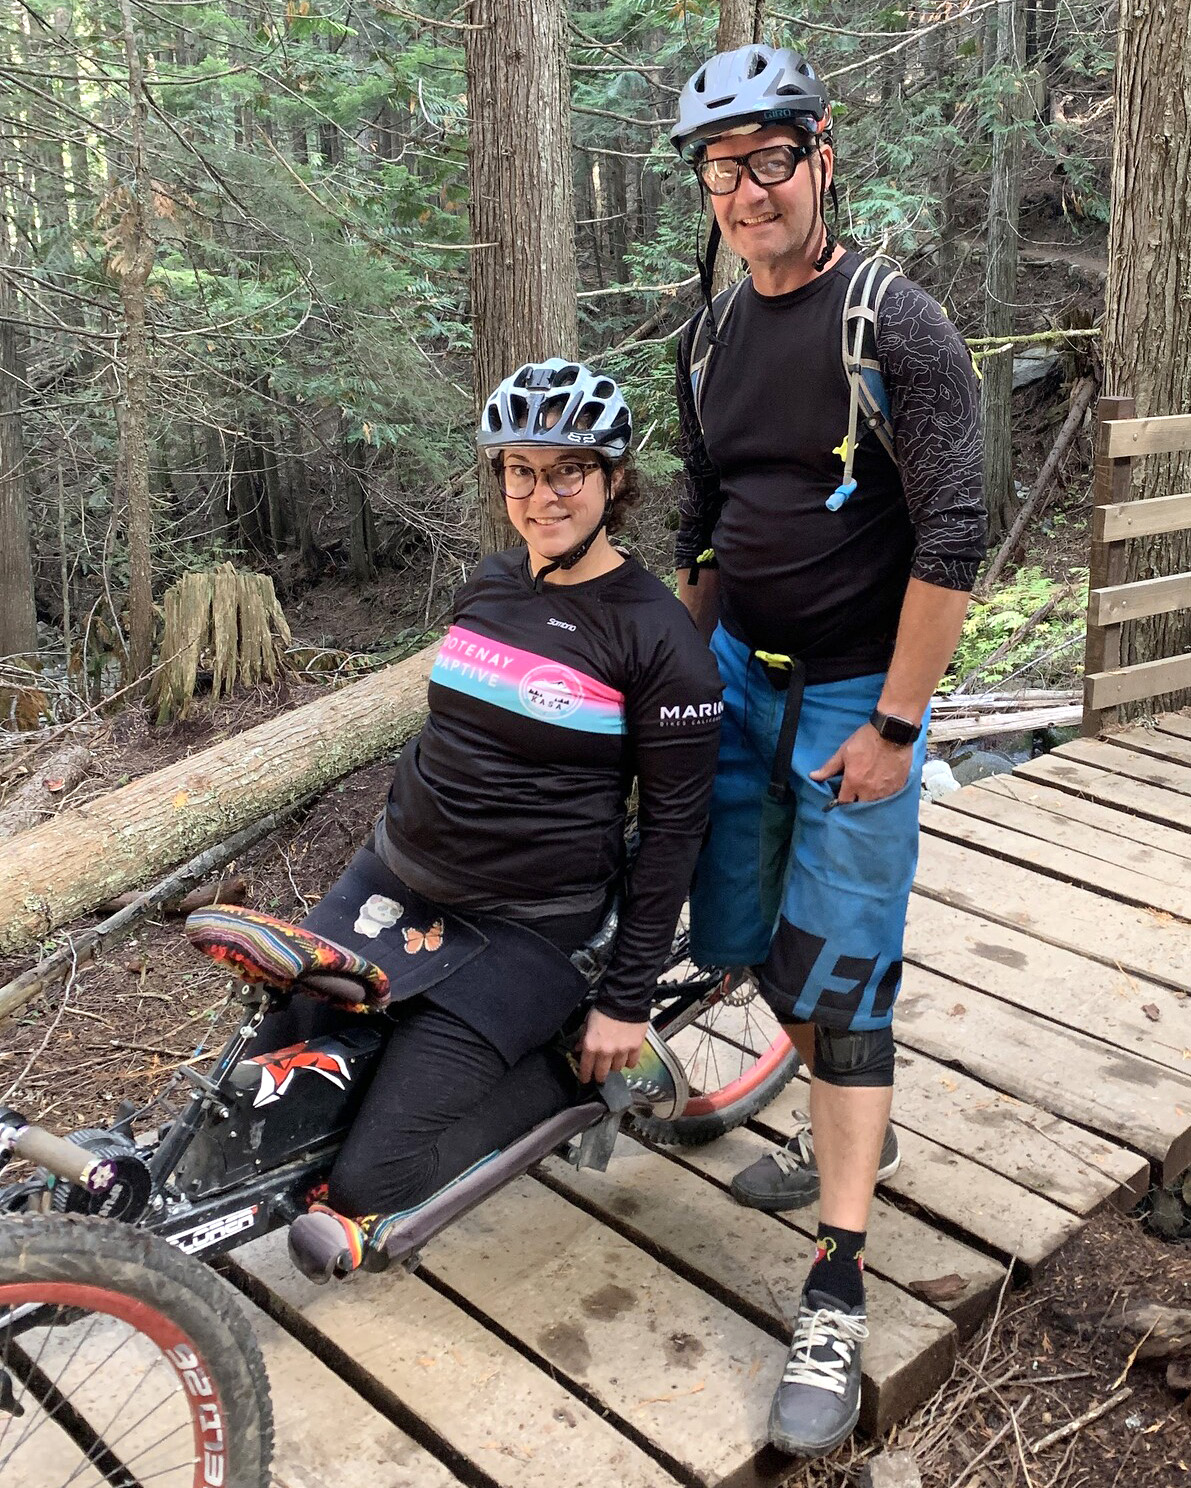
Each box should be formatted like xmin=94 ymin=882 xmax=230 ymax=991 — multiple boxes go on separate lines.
xmin=577 ymin=1010 xmax=650 ymax=1085
xmin=809 ymin=722 xmax=913 ymax=804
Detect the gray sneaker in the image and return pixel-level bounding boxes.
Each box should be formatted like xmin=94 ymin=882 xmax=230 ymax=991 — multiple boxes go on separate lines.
xmin=730 ymin=1120 xmax=900 ymax=1212
xmin=768 ymin=1290 xmax=867 ymax=1456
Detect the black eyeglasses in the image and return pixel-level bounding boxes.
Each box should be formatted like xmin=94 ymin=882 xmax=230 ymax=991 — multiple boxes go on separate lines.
xmin=499 ymin=457 xmax=603 ymax=501
xmin=696 ymin=142 xmax=814 ymax=197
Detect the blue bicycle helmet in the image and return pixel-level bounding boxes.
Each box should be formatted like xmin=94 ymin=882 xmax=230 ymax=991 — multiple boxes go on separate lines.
xmin=671 ymin=45 xmax=831 ymax=161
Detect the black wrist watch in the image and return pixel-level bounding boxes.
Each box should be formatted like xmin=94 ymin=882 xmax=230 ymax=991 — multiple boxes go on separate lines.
xmin=869 ymin=708 xmax=921 ymax=746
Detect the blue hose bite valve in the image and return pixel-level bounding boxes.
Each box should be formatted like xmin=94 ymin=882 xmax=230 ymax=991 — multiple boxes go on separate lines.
xmin=826 ymin=479 xmax=856 ymax=512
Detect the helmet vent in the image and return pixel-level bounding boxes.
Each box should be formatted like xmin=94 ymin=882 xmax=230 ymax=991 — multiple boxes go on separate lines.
xmin=508 ymin=393 xmax=529 ymax=429
xmin=747 ymin=50 xmax=767 ymax=78
xmin=593 ymin=378 xmax=615 ymax=399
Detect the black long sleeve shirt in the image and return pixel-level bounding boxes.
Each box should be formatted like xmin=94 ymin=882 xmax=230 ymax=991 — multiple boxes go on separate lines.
xmin=385 ymin=550 xmax=723 ymax=1024
xmin=675 ymin=252 xmax=987 ymax=682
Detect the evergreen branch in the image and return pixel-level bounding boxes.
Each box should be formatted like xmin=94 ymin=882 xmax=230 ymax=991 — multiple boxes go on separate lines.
xmin=574 ymin=104 xmax=662 ymax=129
xmin=578 ymin=273 xmax=698 ymax=301
xmin=821 ymin=0 xmax=999 ymax=83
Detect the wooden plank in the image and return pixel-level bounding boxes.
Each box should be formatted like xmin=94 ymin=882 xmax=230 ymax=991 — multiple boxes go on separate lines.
xmin=927 ymin=705 xmax=1082 ymax=744
xmin=1014 ymin=750 xmax=1191 ymax=828
xmin=1154 ymin=711 xmax=1191 ymax=741
xmin=1103 ymin=722 xmax=1191 ymax=770
xmin=920 ymin=800 xmax=1191 ymax=920
xmin=420 ymin=1178 xmax=789 ymax=1488
xmin=1091 ymin=571 xmax=1191 ymax=626
xmin=653 ymin=1126 xmax=1004 ymax=1338
xmin=1054 ymin=735 xmax=1191 ymax=794
xmin=896 ymin=963 xmax=1191 ymax=1183
xmin=670 ymin=1001 xmax=1147 ymax=1214
xmin=1088 ymin=653 xmax=1191 ymax=712
xmin=540 ymin=1136 xmax=957 ymax=1433
xmin=251 ymin=1303 xmax=464 ymax=1488
xmin=1083 ymin=396 xmax=1133 ymax=737
xmin=972 ymin=772 xmax=1191 ymax=867
xmin=888 ymin=1044 xmax=1146 ymax=1215
xmin=1105 ymin=413 xmax=1191 ymax=459
xmin=906 ymin=894 xmax=1191 ymax=1087
xmin=914 ymin=829 xmax=1191 ymax=993
xmin=233 ymin=1230 xmax=686 ymax=1488
xmin=1094 ymin=491 xmax=1191 ymax=543
xmin=753 ymin=1083 xmax=1081 ymax=1275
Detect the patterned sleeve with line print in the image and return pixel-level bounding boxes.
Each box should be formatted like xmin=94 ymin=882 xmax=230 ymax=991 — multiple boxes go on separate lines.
xmin=674 ymin=319 xmax=724 ymax=574
xmin=875 ymin=277 xmax=988 ymax=592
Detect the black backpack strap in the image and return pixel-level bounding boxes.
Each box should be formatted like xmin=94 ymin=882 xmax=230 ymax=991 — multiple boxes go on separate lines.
xmin=688 ymin=277 xmax=749 ymax=440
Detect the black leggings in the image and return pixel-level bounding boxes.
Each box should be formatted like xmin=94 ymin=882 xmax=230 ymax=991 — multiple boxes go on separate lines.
xmin=250 ymin=997 xmax=580 ymax=1218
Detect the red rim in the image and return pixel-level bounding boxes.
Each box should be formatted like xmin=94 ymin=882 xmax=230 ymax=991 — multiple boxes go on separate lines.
xmin=679 ymin=1032 xmax=793 ymax=1116
xmin=0 ymin=1281 xmax=227 ymax=1488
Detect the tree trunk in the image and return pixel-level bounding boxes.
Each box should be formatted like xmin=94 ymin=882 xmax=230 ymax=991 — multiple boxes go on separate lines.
xmin=709 ymin=1 xmax=766 ymax=297
xmin=115 ymin=0 xmax=158 ymax=683
xmin=0 ymin=647 xmax=436 ymax=956
xmin=0 ymin=245 xmax=37 ymax=660
xmin=345 ymin=432 xmax=376 ymax=582
xmin=465 ymin=0 xmax=577 ymax=554
xmin=1104 ymin=0 xmax=1191 ymax=711
xmin=981 ymin=0 xmax=1026 ymax=545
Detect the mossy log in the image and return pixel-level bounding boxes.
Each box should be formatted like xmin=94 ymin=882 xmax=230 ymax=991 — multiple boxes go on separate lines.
xmin=0 ymin=644 xmax=436 ymax=957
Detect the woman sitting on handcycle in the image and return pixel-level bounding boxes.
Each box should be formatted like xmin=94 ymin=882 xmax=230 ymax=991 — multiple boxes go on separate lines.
xmin=210 ymin=361 xmax=722 ymax=1265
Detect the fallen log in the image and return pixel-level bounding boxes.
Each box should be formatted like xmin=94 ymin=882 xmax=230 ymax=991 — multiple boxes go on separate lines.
xmin=0 ymin=808 xmax=307 ymax=1025
xmin=0 ymin=644 xmax=435 ymax=957
xmin=0 ymin=744 xmax=93 ymax=841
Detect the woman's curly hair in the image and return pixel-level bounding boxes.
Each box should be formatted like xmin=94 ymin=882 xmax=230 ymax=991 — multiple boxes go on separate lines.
xmin=603 ymin=453 xmax=643 ymax=538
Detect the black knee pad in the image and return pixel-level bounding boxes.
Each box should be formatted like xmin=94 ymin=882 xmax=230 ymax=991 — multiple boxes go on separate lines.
xmin=812 ymin=1023 xmax=895 ymax=1088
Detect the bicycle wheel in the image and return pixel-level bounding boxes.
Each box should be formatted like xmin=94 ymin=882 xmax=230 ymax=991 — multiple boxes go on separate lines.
xmin=0 ymin=1214 xmax=273 ymax=1488
xmin=634 ymin=964 xmax=800 ymax=1146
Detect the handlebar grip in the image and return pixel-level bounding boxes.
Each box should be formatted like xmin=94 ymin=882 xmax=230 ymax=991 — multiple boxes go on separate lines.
xmin=11 ymin=1126 xmax=112 ymax=1192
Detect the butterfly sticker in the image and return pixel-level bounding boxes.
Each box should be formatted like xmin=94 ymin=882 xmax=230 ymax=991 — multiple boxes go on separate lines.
xmin=403 ymin=919 xmax=445 ymax=955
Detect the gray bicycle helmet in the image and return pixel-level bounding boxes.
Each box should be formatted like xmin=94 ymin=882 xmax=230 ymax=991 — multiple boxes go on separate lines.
xmin=477 ymin=359 xmax=632 ymax=461
xmin=670 ymin=44 xmax=831 ymax=161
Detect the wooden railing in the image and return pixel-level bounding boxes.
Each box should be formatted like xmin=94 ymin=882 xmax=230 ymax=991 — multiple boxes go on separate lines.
xmin=1082 ymin=396 xmax=1191 ymax=736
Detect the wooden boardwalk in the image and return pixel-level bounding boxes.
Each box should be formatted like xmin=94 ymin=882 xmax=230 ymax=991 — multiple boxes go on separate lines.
xmin=221 ymin=718 xmax=1191 ymax=1488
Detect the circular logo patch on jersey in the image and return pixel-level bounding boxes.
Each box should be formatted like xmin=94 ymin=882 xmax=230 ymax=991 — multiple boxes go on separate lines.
xmin=519 ymin=663 xmax=584 ymax=721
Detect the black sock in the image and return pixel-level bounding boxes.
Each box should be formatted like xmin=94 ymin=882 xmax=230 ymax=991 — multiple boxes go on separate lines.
xmin=805 ymin=1222 xmax=866 ymax=1311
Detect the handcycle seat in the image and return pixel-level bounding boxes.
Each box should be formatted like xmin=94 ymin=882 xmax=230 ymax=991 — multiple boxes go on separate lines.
xmin=184 ymin=905 xmax=391 ymax=1011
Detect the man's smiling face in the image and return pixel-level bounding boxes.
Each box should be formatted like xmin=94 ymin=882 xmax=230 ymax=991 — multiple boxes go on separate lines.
xmin=704 ymin=124 xmax=832 ymax=284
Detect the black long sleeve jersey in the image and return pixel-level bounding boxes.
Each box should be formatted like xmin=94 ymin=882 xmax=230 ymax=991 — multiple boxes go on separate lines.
xmin=384 ymin=550 xmax=723 ymax=1024
xmin=675 ymin=251 xmax=987 ymax=683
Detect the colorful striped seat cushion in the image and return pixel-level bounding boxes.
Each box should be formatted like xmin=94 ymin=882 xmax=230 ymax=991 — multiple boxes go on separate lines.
xmin=185 ymin=906 xmax=391 ymax=1008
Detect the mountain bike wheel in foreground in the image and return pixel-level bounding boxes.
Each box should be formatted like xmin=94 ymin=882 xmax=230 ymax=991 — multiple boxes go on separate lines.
xmin=0 ymin=1214 xmax=272 ymax=1488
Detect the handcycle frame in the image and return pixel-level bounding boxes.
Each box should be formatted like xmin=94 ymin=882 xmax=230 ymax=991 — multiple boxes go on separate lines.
xmin=0 ymin=933 xmax=770 ymax=1286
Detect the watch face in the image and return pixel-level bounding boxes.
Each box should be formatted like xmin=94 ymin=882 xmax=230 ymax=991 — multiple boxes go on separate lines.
xmin=873 ymin=710 xmax=918 ymax=745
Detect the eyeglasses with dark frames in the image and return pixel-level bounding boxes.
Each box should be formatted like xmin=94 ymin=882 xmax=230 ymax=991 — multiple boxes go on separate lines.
xmin=499 ymin=457 xmax=604 ymax=501
xmin=696 ymin=142 xmax=814 ymax=197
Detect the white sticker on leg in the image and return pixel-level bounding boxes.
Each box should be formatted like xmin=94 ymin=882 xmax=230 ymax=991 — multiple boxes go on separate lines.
xmin=354 ymin=893 xmax=404 ymax=937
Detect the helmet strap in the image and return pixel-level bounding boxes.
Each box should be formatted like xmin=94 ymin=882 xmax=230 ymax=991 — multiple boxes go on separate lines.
xmin=695 ymin=185 xmax=724 ymax=346
xmin=812 ymin=161 xmax=839 ymax=273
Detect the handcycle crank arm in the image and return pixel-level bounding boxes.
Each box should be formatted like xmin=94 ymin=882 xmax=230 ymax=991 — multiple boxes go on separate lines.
xmin=0 ymin=1108 xmax=116 ymax=1194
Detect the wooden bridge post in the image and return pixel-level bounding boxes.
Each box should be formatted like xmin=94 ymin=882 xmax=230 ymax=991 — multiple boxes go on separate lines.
xmin=1082 ymin=394 xmax=1136 ymax=736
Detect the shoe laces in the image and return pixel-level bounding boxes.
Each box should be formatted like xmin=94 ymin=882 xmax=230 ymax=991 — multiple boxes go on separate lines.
xmin=771 ymin=1120 xmax=814 ymax=1176
xmin=782 ymin=1304 xmax=868 ymax=1397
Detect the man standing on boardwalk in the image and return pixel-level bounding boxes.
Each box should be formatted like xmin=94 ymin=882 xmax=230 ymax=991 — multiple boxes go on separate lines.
xmin=669 ymin=44 xmax=986 ymax=1456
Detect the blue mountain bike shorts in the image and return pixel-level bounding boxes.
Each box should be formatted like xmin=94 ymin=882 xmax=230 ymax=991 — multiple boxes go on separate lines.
xmin=689 ymin=626 xmax=927 ymax=1033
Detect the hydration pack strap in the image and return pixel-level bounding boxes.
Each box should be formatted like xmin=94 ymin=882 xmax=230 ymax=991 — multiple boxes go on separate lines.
xmin=832 ymin=253 xmax=901 ymax=509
